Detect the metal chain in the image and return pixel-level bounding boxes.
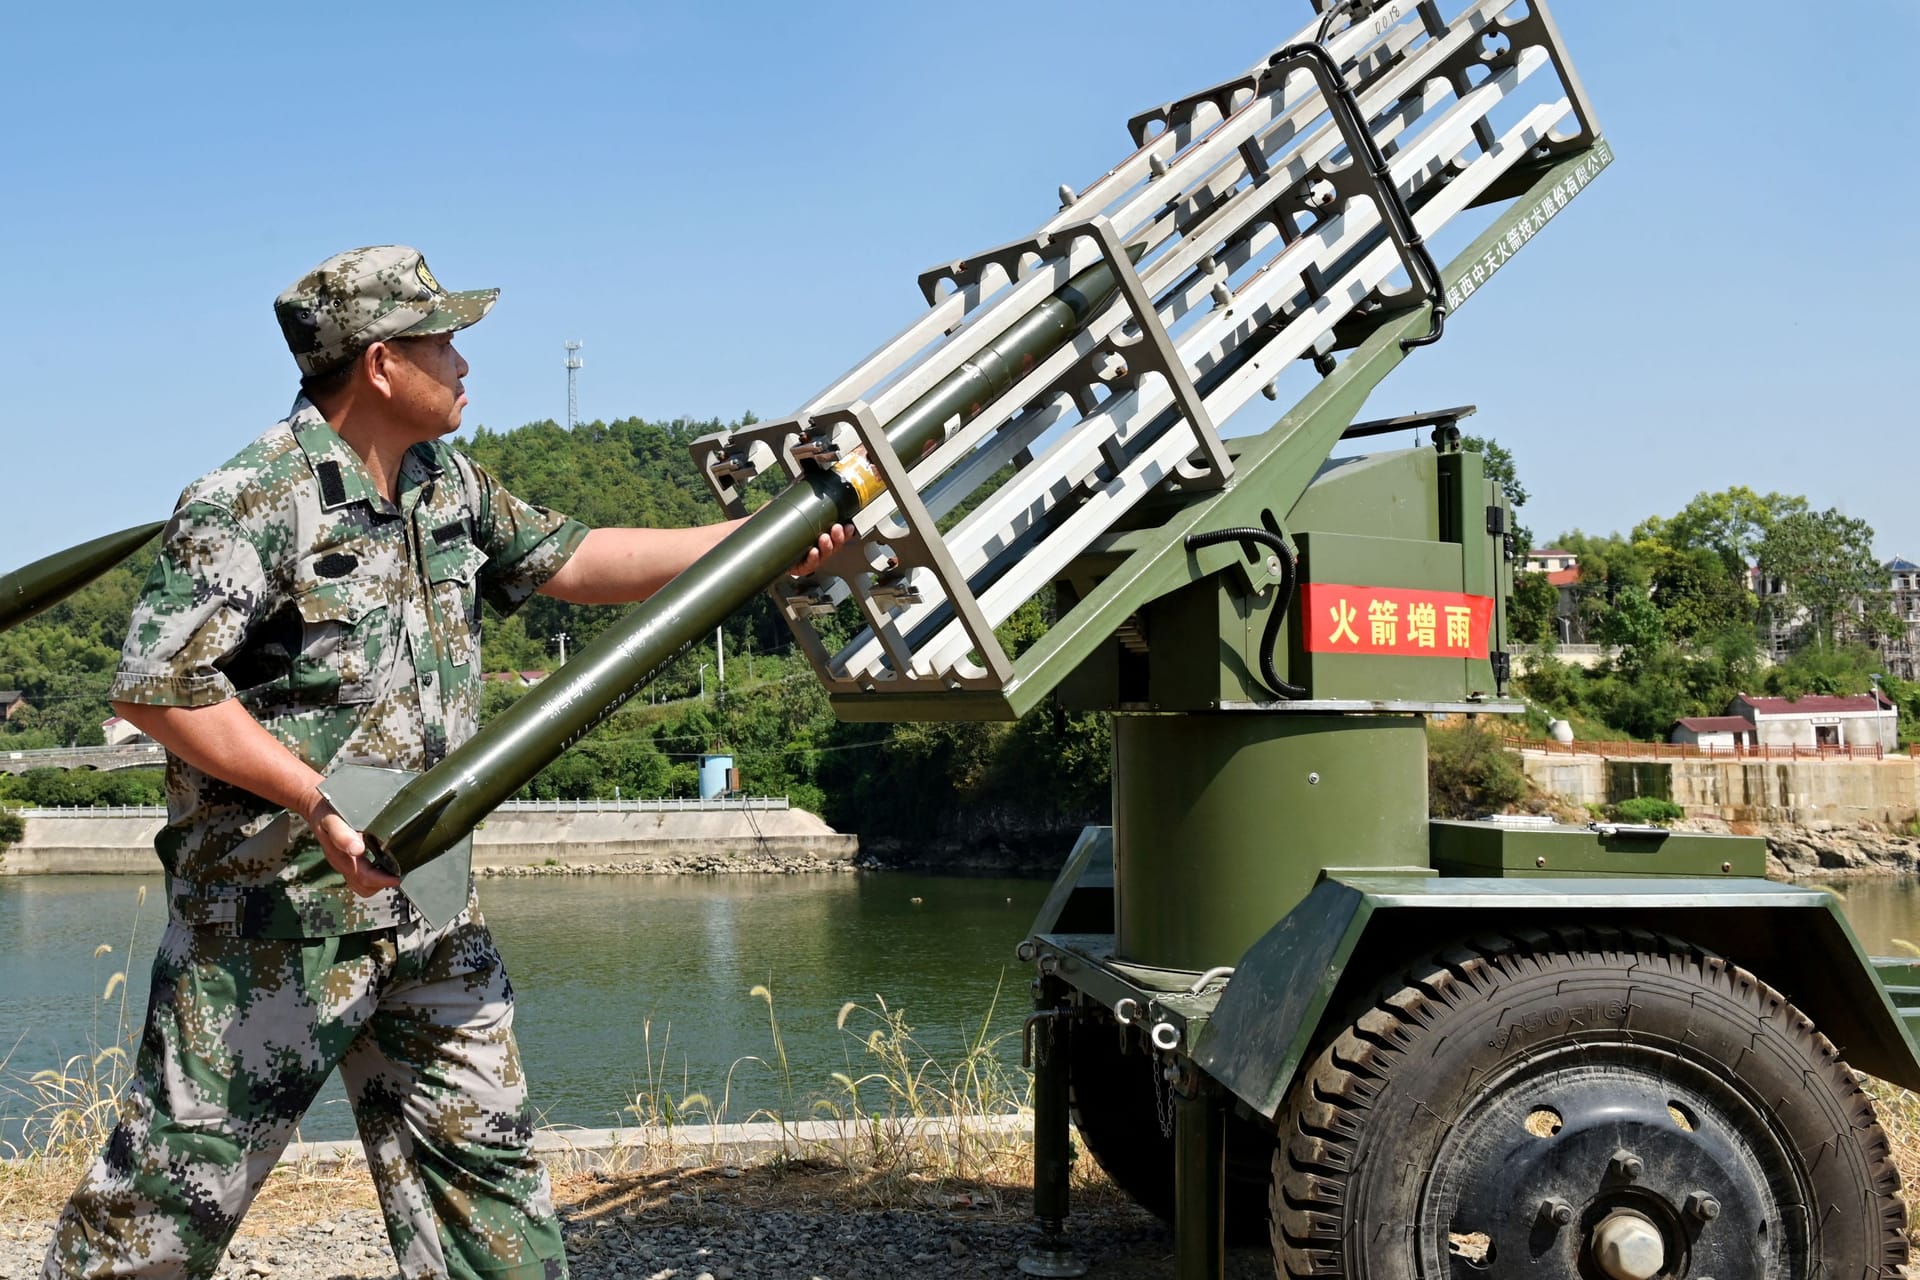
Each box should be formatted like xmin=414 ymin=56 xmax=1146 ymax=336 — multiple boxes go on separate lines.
xmin=1151 ymin=1052 xmax=1175 ymax=1138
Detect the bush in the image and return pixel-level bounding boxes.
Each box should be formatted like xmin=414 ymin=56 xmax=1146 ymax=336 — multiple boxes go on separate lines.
xmin=1613 ymin=796 xmax=1684 ymax=826
xmin=1 ymin=767 xmax=165 ymax=808
xmin=0 ymin=806 xmax=22 ymax=849
xmin=1428 ymin=720 xmax=1529 ymax=818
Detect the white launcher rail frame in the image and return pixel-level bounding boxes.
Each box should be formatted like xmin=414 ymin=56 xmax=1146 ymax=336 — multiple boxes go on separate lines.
xmin=692 ymin=0 xmax=1598 ymax=703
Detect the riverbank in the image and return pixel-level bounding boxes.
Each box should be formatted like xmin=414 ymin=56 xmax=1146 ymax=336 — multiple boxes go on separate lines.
xmin=0 ymin=804 xmax=858 ymax=876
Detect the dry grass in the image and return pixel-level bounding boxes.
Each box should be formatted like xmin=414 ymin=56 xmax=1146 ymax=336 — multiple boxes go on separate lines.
xmin=608 ymin=981 xmax=1034 ymax=1209
xmin=0 ymin=886 xmax=149 ymax=1222
xmin=1865 ymin=1076 xmax=1920 ymax=1230
xmin=1 ymin=966 xmax=1044 ymax=1229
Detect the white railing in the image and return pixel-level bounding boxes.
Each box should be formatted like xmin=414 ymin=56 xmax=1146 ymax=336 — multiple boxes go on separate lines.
xmin=495 ymin=797 xmax=790 ymax=814
xmin=3 ymin=743 xmax=165 ymax=763
xmin=13 ymin=805 xmax=167 ymax=817
xmin=11 ymin=797 xmax=790 ymax=819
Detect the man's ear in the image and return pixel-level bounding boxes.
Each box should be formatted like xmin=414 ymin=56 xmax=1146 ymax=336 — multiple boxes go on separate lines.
xmin=363 ymin=342 xmax=398 ymax=400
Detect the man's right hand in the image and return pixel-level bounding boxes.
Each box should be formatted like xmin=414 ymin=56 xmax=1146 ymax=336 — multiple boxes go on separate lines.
xmin=112 ymin=700 xmax=408 ymax=898
xmin=305 ymin=791 xmax=402 ymax=897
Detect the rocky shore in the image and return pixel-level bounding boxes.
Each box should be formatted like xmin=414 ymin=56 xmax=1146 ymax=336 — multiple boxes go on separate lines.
xmin=477 ymin=850 xmax=874 ymax=878
xmin=1765 ymin=825 xmax=1920 ymax=879
xmin=1672 ymin=820 xmax=1920 ymax=879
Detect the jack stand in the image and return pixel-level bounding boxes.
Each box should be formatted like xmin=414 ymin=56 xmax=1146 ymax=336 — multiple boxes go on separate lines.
xmin=1174 ymin=1077 xmax=1225 ymax=1280
xmin=1020 ymin=1002 xmax=1086 ymax=1278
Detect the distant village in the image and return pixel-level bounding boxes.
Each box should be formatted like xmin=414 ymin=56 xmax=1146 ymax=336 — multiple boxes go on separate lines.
xmin=1521 ymin=548 xmax=1909 ymax=753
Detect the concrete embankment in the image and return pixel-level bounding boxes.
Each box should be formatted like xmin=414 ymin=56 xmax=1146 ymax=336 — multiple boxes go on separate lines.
xmin=1517 ymin=749 xmax=1920 ymax=878
xmin=1520 ymin=751 xmax=1919 ymax=828
xmin=0 ymin=806 xmax=858 ymax=875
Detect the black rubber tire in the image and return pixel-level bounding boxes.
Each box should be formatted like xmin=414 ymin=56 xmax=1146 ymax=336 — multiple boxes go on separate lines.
xmin=1066 ymin=1015 xmax=1275 ymax=1244
xmin=1271 ymin=927 xmax=1909 ymax=1278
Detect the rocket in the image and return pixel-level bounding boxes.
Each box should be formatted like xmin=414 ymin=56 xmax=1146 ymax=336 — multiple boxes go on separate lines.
xmin=0 ymin=522 xmax=164 ymax=635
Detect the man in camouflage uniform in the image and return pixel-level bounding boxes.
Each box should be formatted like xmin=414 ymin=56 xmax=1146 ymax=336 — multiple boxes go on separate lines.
xmin=44 ymin=246 xmax=843 ymax=1280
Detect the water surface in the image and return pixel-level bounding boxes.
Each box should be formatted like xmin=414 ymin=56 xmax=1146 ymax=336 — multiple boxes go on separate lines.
xmin=12 ymin=870 xmax=1920 ymax=1150
xmin=1 ymin=872 xmax=1049 ymax=1145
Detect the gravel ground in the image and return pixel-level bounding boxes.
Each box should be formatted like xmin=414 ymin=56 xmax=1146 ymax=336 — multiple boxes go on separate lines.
xmin=1 ymin=1171 xmax=1273 ymax=1279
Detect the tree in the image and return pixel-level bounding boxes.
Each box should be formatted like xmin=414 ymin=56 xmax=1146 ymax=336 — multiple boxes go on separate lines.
xmin=1552 ymin=530 xmax=1650 ymax=647
xmin=1462 ymin=435 xmax=1533 ymax=559
xmin=479 ymin=614 xmax=552 ymax=676
xmin=1635 ymin=486 xmax=1807 ymax=578
xmin=1646 ymin=544 xmax=1753 ymax=646
xmin=1594 ymin=584 xmax=1665 ymax=675
xmin=1756 ymin=508 xmax=1890 ymax=653
xmin=1508 ymin=570 xmax=1558 ymax=647
xmin=1761 ymin=643 xmax=1885 ymax=700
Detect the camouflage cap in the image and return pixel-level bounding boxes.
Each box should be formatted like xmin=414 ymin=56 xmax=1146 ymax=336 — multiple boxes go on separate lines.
xmin=274 ymin=245 xmax=498 ymax=379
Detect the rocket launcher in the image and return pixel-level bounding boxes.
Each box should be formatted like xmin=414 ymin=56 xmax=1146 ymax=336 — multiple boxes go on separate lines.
xmin=362 ymin=0 xmax=1615 ymax=882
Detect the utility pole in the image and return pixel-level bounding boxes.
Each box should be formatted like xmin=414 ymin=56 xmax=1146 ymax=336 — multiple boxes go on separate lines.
xmin=564 ymin=340 xmax=583 ymax=429
xmin=554 ymin=632 xmax=570 ymax=666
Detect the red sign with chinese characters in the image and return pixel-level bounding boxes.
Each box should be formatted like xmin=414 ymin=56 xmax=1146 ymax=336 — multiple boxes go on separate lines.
xmin=1301 ymin=584 xmax=1493 ymax=659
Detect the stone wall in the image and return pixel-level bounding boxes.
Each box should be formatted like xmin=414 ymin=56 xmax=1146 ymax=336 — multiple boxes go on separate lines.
xmin=0 ymin=808 xmax=857 ymax=875
xmin=1519 ymin=751 xmax=1919 ymax=828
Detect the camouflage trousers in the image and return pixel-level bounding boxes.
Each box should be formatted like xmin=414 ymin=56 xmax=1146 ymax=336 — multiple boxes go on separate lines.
xmin=43 ymin=904 xmax=566 ymax=1280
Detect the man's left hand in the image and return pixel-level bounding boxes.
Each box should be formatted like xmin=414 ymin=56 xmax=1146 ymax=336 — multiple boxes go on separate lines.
xmin=789 ymin=524 xmax=851 ymax=577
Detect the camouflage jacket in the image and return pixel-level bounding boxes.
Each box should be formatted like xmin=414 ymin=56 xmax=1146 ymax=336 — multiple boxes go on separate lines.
xmin=111 ymin=398 xmax=589 ymax=937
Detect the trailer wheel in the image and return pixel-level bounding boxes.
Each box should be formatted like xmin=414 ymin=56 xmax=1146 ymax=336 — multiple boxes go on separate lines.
xmin=1066 ymin=1016 xmax=1274 ymax=1243
xmin=1271 ymin=928 xmax=1908 ymax=1278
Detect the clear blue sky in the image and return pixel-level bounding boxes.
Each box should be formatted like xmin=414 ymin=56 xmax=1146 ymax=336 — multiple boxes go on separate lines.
xmin=2 ymin=2 xmax=1913 ymax=566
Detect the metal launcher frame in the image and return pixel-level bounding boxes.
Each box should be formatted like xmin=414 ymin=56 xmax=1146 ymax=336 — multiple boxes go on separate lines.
xmin=693 ymin=0 xmax=1603 ymax=720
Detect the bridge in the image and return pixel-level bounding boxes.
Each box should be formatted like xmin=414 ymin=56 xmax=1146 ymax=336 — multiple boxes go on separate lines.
xmin=1 ymin=742 xmax=167 ymax=775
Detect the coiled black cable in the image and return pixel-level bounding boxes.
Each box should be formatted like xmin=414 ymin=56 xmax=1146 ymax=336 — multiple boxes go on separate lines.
xmin=1184 ymin=527 xmax=1307 ymax=701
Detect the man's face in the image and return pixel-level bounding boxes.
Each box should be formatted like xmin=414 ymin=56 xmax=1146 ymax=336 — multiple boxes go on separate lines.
xmin=382 ymin=333 xmax=470 ymax=440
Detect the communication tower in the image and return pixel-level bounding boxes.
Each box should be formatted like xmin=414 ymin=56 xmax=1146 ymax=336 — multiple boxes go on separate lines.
xmin=564 ymin=340 xmax=583 ymax=429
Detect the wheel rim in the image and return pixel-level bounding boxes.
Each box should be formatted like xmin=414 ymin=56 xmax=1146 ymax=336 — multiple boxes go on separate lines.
xmin=1415 ymin=1037 xmax=1813 ymax=1278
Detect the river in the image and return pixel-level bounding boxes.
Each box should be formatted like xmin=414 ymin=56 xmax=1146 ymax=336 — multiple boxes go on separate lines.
xmin=8 ymin=870 xmax=1920 ymax=1150
xmin=1 ymin=872 xmax=1050 ymax=1147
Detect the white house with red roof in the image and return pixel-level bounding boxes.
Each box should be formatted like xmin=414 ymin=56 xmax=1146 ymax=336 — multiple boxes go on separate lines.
xmin=1668 ymin=715 xmax=1758 ymax=750
xmin=1670 ymin=692 xmax=1897 ymax=751
xmin=1734 ymin=692 xmax=1897 ymax=750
